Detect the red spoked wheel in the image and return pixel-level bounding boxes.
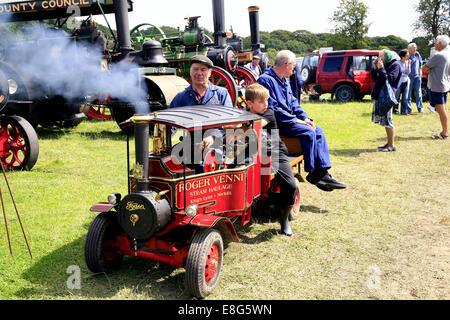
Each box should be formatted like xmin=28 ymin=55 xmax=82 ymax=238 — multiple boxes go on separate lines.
xmin=210 ymin=66 xmax=238 ymax=107
xmin=235 ymin=66 xmax=257 ymax=87
xmin=234 ymin=66 xmax=257 ymax=110
xmin=185 ymin=228 xmax=223 ymax=299
xmin=86 ymin=93 xmax=113 ymax=120
xmin=0 ymin=115 xmax=39 ymax=171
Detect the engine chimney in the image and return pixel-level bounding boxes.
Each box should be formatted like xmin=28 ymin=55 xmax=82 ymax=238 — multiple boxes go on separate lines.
xmin=212 ymin=0 xmax=226 ymax=47
xmin=134 ymin=121 xmax=150 ymax=193
xmin=248 ymin=6 xmax=261 ymax=53
xmin=113 ymin=0 xmax=133 ymax=53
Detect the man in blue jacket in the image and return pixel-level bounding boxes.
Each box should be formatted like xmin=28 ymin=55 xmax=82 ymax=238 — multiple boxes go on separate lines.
xmin=170 ymin=55 xmax=232 ymax=168
xmin=258 ymin=50 xmax=346 ymax=191
xmin=408 ymin=43 xmax=424 ymax=113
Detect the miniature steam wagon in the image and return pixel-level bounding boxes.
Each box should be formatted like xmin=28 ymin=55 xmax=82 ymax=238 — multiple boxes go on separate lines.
xmin=84 ymin=107 xmax=303 ymax=298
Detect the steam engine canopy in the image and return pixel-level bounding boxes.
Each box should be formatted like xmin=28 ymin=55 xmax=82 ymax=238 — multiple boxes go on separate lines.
xmin=118 ymin=192 xmax=171 ymax=241
xmin=0 ymin=70 xmax=8 ymax=111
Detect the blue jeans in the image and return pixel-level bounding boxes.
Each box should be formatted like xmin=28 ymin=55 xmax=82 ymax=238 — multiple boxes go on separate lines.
xmin=408 ymin=76 xmax=423 ymax=111
xmin=394 ymin=80 xmax=411 ymax=114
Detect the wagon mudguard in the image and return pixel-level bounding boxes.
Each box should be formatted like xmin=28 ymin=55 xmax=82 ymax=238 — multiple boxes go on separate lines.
xmin=189 ymin=215 xmax=240 ymax=243
xmin=89 ymin=202 xmax=115 ymax=213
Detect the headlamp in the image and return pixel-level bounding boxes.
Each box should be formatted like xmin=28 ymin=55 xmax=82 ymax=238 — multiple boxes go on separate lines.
xmin=185 ymin=204 xmax=199 ymax=217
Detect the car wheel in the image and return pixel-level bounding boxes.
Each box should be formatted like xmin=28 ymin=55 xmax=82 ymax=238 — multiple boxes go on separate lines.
xmin=301 ymin=66 xmax=315 ymax=85
xmin=335 ymin=85 xmax=355 ymax=102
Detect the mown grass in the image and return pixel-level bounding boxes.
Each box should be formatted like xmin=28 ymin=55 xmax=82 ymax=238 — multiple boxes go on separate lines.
xmin=0 ymin=99 xmax=448 ymax=300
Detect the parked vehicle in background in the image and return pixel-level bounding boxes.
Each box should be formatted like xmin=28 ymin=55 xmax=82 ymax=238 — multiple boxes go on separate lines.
xmin=301 ymin=49 xmax=380 ymax=102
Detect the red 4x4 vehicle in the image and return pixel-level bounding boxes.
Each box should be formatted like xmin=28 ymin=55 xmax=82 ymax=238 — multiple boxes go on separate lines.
xmin=301 ymin=50 xmax=380 ymax=102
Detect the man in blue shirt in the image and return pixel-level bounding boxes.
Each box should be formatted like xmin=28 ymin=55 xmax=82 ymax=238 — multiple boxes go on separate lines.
xmin=258 ymin=50 xmax=346 ymax=192
xmin=170 ymin=55 xmax=232 ymax=146
xmin=170 ymin=55 xmax=232 ymax=168
xmin=408 ymin=43 xmax=424 ymax=112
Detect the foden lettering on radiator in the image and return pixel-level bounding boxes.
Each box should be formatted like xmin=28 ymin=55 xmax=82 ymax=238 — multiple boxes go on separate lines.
xmin=125 ymin=201 xmax=145 ymax=211
xmin=177 ymin=172 xmax=245 ymax=193
xmin=0 ymin=0 xmax=91 ymax=14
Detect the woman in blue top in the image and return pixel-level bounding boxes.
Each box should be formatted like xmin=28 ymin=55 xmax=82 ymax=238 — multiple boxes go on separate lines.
xmin=393 ymin=49 xmax=412 ymax=115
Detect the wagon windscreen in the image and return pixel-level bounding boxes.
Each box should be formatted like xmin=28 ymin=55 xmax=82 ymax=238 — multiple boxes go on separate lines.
xmin=0 ymin=0 xmax=133 ymax=22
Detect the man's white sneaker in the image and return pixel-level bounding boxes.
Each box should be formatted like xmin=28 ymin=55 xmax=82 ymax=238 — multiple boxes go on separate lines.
xmin=428 ymin=105 xmax=436 ymax=113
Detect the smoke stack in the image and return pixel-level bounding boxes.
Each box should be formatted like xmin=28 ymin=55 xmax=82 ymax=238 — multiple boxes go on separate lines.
xmin=212 ymin=0 xmax=226 ymax=47
xmin=248 ymin=6 xmax=261 ymax=52
xmin=134 ymin=121 xmax=150 ymax=193
xmin=113 ymin=0 xmax=133 ymax=53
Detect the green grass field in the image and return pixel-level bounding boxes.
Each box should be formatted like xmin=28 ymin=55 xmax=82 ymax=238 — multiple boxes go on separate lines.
xmin=0 ymin=99 xmax=448 ymax=300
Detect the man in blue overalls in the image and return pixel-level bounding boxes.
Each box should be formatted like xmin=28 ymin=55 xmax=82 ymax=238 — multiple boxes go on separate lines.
xmin=258 ymin=50 xmax=346 ymax=192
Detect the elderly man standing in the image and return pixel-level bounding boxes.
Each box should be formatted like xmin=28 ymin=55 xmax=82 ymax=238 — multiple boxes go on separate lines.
xmin=408 ymin=43 xmax=424 ymax=113
xmin=423 ymin=35 xmax=450 ymax=140
xmin=257 ymin=50 xmax=346 ymax=192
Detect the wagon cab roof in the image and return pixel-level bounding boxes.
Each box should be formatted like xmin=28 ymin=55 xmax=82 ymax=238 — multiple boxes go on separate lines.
xmin=137 ymin=106 xmax=262 ymax=130
xmin=0 ymin=0 xmax=133 ymax=22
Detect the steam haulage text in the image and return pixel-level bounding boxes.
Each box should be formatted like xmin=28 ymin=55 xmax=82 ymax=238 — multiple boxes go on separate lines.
xmin=0 ymin=0 xmax=91 ymax=14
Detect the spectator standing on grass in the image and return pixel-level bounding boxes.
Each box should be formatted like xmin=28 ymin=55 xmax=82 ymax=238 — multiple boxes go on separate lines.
xmin=393 ymin=49 xmax=412 ymax=115
xmin=407 ymin=43 xmax=424 ymax=113
xmin=290 ymin=60 xmax=303 ymax=102
xmin=257 ymin=50 xmax=346 ymax=192
xmin=371 ymin=50 xmax=402 ymax=152
xmin=422 ymin=35 xmax=450 ymax=140
xmin=245 ymin=55 xmax=262 ymax=79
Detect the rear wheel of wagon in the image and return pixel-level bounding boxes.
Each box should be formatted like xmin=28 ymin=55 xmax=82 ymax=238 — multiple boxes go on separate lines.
xmin=185 ymin=228 xmax=223 ymax=299
xmin=85 ymin=212 xmax=123 ymax=274
xmin=210 ymin=66 xmax=238 ymax=107
xmin=0 ymin=115 xmax=39 ymax=171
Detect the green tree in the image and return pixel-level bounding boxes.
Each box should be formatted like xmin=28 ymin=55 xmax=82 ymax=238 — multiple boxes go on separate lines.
xmin=411 ymin=36 xmax=433 ymax=59
xmin=330 ymin=0 xmax=370 ymax=49
xmin=413 ymin=0 xmax=450 ymax=40
xmin=368 ymin=35 xmax=409 ymax=52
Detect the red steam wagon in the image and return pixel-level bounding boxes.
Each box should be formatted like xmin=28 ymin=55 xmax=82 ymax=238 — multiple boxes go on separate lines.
xmin=84 ymin=106 xmax=303 ymax=298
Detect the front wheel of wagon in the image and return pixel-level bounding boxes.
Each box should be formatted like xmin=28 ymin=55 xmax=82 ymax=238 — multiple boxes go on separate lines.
xmin=85 ymin=212 xmax=123 ymax=274
xmin=185 ymin=228 xmax=223 ymax=299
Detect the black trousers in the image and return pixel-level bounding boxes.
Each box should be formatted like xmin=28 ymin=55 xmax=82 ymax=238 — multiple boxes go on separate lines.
xmin=273 ymin=150 xmax=298 ymax=206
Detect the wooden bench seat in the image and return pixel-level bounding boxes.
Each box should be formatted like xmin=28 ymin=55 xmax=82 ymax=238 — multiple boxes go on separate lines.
xmin=280 ymin=136 xmax=303 ymax=156
xmin=269 ymin=136 xmax=304 ymax=180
